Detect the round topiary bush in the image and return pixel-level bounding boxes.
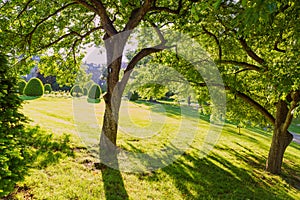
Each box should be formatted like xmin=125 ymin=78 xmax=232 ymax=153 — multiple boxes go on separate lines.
xmin=23 ymin=78 xmax=44 ymax=97
xmin=44 ymin=83 xmax=52 ymax=94
xmin=88 ymin=84 xmax=101 ymax=99
xmin=70 ymin=85 xmax=83 ymax=97
xmin=18 ymin=79 xmax=27 ymax=95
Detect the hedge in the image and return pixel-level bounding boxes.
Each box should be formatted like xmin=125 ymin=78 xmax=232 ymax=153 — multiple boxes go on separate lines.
xmin=44 ymin=84 xmax=52 ymax=94
xmin=23 ymin=78 xmax=44 ymax=96
xmin=88 ymin=84 xmax=101 ymax=99
xmin=70 ymin=85 xmax=83 ymax=97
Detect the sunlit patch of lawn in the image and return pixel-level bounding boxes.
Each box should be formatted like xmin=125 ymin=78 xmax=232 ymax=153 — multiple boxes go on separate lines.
xmin=9 ymin=97 xmax=300 ymax=199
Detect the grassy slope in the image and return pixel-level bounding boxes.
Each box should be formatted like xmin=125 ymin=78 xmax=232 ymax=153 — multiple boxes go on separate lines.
xmin=9 ymin=96 xmax=300 ymax=199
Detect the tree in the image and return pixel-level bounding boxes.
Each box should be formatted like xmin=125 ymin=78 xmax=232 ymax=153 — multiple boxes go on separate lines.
xmin=1 ymin=0 xmax=197 ymax=163
xmin=0 ymin=53 xmax=28 ymax=197
xmin=175 ymin=0 xmax=300 ymax=174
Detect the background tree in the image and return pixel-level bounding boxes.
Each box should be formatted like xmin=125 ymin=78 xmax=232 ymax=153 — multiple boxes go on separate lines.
xmin=174 ymin=0 xmax=300 ymax=174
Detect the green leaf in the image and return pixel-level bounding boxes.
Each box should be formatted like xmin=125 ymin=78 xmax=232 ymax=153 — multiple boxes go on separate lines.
xmin=213 ymin=0 xmax=222 ymax=10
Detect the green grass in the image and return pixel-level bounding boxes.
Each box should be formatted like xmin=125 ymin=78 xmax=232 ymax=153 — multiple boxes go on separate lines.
xmin=7 ymin=97 xmax=300 ymax=199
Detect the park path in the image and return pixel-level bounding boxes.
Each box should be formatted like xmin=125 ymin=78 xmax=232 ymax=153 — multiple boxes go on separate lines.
xmin=291 ymin=132 xmax=300 ymax=144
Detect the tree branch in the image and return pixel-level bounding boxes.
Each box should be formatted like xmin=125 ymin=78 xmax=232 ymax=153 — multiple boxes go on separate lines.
xmin=219 ymin=60 xmax=262 ymax=72
xmin=74 ymin=0 xmax=116 ymax=36
xmin=38 ymin=26 xmax=102 ymax=50
xmin=283 ymin=91 xmax=300 ymax=131
xmin=202 ymin=25 xmax=222 ymax=61
xmin=150 ymin=0 xmax=182 ymax=14
xmin=238 ymin=37 xmax=265 ymax=65
xmin=26 ymin=2 xmax=77 ymax=45
xmin=235 ymin=90 xmax=275 ymax=125
xmin=124 ymin=0 xmax=155 ymax=31
xmin=16 ymin=0 xmax=34 ymax=18
xmin=274 ymin=40 xmax=286 ymax=53
xmin=191 ymin=82 xmax=276 ymax=125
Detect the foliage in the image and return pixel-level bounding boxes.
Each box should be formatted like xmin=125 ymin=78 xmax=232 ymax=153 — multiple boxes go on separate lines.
xmin=88 ymin=84 xmax=101 ymax=100
xmin=23 ymin=78 xmax=44 ymax=97
xmin=17 ymin=79 xmax=27 ymax=95
xmin=0 ymin=53 xmax=29 ymax=197
xmin=74 ymin=67 xmax=93 ymax=88
xmin=70 ymin=85 xmax=83 ymax=97
xmin=84 ymin=80 xmax=95 ymax=91
xmin=44 ymin=84 xmax=52 ymax=94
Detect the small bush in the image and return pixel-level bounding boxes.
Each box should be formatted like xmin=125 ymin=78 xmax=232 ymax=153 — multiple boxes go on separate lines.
xmin=18 ymin=79 xmax=27 ymax=95
xmin=23 ymin=78 xmax=44 ymax=97
xmin=70 ymin=85 xmax=83 ymax=97
xmin=44 ymin=84 xmax=52 ymax=94
xmin=88 ymin=84 xmax=101 ymax=99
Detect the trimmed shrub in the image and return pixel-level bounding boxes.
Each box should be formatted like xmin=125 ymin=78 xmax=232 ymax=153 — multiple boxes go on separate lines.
xmin=23 ymin=78 xmax=44 ymax=97
xmin=70 ymin=85 xmax=83 ymax=97
xmin=0 ymin=53 xmax=29 ymax=197
xmin=44 ymin=84 xmax=52 ymax=94
xmin=83 ymin=87 xmax=88 ymax=96
xmin=18 ymin=79 xmax=27 ymax=95
xmin=88 ymin=84 xmax=101 ymax=99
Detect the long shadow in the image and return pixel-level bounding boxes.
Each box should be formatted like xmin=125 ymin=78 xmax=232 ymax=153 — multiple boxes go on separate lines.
xmin=128 ymin=143 xmax=297 ymax=199
xmin=99 ymin=166 xmax=129 ymax=200
xmin=133 ymin=100 xmax=211 ymax=122
xmin=97 ymin=150 xmax=129 ymax=200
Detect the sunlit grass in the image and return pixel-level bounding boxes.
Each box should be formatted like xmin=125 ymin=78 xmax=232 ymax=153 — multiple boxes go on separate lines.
xmin=10 ymin=96 xmax=300 ymax=199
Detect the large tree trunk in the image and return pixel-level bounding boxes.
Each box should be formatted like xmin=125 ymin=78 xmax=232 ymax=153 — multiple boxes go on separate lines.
xmin=99 ymin=33 xmax=129 ymax=164
xmin=266 ymin=100 xmax=293 ymax=174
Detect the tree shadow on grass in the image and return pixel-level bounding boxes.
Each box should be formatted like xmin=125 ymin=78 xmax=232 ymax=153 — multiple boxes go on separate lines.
xmin=129 ymin=143 xmax=297 ymax=199
xmin=96 ymin=156 xmax=129 ymax=200
xmin=133 ymin=100 xmax=211 ymax=123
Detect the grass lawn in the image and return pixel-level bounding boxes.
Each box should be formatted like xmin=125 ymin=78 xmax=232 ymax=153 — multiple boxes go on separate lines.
xmin=7 ymin=96 xmax=300 ymax=199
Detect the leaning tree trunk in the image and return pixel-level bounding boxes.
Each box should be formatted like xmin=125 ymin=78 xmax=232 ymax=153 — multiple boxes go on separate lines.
xmin=266 ymin=100 xmax=293 ymax=174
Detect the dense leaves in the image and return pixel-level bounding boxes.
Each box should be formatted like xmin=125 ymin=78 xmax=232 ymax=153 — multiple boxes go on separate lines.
xmin=17 ymin=79 xmax=27 ymax=95
xmin=0 ymin=53 xmax=28 ymax=197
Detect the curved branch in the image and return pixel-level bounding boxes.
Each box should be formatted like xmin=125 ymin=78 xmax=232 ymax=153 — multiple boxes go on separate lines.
xmin=191 ymin=82 xmax=275 ymax=125
xmin=219 ymin=60 xmax=262 ymax=72
xmin=88 ymin=0 xmax=117 ymax=36
xmin=26 ymin=2 xmax=77 ymax=44
xmin=150 ymin=0 xmax=182 ymax=14
xmin=238 ymin=37 xmax=265 ymax=65
xmin=202 ymin=25 xmax=222 ymax=61
xmin=235 ymin=90 xmax=275 ymax=125
xmin=16 ymin=0 xmax=33 ymax=18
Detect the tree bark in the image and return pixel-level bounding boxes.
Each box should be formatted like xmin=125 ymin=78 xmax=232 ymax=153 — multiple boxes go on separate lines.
xmin=99 ymin=34 xmax=126 ymax=163
xmin=266 ymin=100 xmax=293 ymax=174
